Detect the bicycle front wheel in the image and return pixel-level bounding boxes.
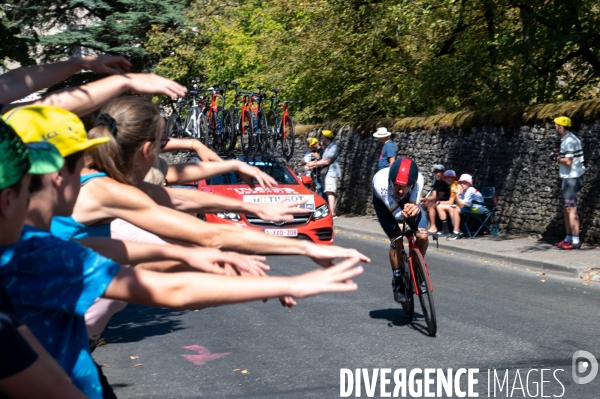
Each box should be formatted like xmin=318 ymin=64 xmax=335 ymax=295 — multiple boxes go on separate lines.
xmin=412 ymin=248 xmax=437 ymax=336
xmin=281 ymin=115 xmax=295 ymax=160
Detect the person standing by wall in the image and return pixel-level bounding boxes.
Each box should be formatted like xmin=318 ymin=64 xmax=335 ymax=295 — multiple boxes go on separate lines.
xmin=550 ymin=116 xmax=586 ymax=250
xmin=307 ymin=129 xmax=341 ymax=218
xmin=373 ymin=127 xmax=396 ymax=170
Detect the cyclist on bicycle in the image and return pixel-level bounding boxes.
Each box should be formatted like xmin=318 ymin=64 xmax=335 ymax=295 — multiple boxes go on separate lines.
xmin=372 ymin=157 xmax=428 ymax=303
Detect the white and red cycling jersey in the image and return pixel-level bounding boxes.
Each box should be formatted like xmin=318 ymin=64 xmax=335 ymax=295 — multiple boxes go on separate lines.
xmin=372 ymin=167 xmax=424 ymax=221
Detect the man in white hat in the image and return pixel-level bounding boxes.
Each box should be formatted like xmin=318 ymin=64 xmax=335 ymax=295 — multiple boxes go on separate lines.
xmin=373 ymin=127 xmax=396 ymax=171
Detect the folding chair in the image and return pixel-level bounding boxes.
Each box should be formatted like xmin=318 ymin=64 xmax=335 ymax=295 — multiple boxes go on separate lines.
xmin=462 ymin=187 xmax=499 ymax=238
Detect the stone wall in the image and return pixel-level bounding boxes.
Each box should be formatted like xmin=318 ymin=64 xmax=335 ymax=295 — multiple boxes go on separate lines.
xmin=287 ymin=123 xmax=600 ymax=243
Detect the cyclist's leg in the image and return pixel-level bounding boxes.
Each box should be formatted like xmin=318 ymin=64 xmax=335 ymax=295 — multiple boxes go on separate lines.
xmin=372 ymin=194 xmax=403 ymax=270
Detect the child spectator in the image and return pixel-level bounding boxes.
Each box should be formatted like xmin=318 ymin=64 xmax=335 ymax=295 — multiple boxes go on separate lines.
xmin=446 ymin=174 xmax=485 ymax=240
xmin=0 ymin=120 xmax=87 ymax=399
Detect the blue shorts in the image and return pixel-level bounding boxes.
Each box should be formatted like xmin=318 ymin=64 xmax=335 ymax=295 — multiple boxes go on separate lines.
xmin=372 ymin=195 xmax=428 ymax=238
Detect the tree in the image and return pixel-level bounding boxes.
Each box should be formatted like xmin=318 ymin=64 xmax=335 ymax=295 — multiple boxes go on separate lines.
xmin=2 ymin=0 xmax=187 ymax=71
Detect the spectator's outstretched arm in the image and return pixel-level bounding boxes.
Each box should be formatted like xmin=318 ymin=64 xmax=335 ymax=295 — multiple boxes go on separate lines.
xmin=165 ymin=159 xmax=277 ymax=188
xmin=104 ymin=256 xmax=364 ymax=309
xmin=79 ymin=177 xmax=370 ymax=265
xmin=0 ymin=326 xmax=87 ymax=399
xmin=136 ymin=181 xmax=308 ymax=222
xmin=0 ymin=55 xmax=131 ymax=106
xmin=27 ymin=73 xmax=186 ymax=116
xmin=162 ymin=138 xmax=222 ymax=162
xmin=77 ymin=237 xmax=269 ymax=277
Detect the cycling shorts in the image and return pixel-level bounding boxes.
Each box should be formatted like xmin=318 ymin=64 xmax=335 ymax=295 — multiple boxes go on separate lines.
xmin=372 ymin=194 xmax=427 ymax=238
xmin=562 ymin=177 xmax=583 ymax=207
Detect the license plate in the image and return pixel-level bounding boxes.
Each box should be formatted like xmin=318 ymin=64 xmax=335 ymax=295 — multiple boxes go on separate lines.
xmin=261 ymin=228 xmax=298 ymax=237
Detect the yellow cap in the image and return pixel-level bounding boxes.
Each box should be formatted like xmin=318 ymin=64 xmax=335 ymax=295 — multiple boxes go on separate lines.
xmin=3 ymin=106 xmax=109 ymax=157
xmin=322 ymin=129 xmax=334 ymax=139
xmin=554 ymin=116 xmax=571 ymax=127
xmin=308 ymin=138 xmax=318 ymax=146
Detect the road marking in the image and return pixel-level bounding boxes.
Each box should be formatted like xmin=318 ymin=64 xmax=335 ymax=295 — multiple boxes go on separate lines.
xmin=181 ymin=345 xmax=231 ymax=366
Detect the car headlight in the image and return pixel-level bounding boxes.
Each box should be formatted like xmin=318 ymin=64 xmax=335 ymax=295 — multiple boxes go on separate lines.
xmin=313 ymin=204 xmax=330 ymax=220
xmin=217 ymin=212 xmax=241 ymax=221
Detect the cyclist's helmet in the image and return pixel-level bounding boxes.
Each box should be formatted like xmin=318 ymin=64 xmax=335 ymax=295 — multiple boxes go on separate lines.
xmin=389 ymin=158 xmax=419 ymax=186
xmin=443 ymin=169 xmax=457 ymax=178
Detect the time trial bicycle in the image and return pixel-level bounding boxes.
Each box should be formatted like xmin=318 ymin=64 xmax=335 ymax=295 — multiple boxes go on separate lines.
xmin=391 ymin=220 xmax=437 ymax=336
xmin=266 ymin=89 xmax=302 ymax=160
xmin=202 ymin=85 xmax=235 ymax=154
xmin=165 ymin=87 xmax=208 ymax=143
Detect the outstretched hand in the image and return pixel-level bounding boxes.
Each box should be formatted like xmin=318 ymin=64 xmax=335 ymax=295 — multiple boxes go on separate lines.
xmin=289 ymin=257 xmax=364 ymax=298
xmin=306 ymin=244 xmax=370 ymax=268
xmin=81 ymin=55 xmax=132 ymax=75
xmin=183 ymin=248 xmax=269 ymax=276
xmin=237 ymin=162 xmax=278 ymax=188
xmin=255 ymin=200 xmax=311 ymax=222
xmin=124 ymin=73 xmax=187 ymax=99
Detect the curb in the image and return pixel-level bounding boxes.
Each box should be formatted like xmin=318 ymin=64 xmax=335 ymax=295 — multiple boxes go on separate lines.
xmin=334 ymin=224 xmax=581 ymax=278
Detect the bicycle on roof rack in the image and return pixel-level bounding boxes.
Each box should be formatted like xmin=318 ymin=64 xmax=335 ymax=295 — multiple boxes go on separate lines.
xmin=201 ymin=85 xmax=235 ymax=155
xmin=267 ymin=88 xmax=302 ymax=160
xmin=165 ymin=85 xmax=208 ymax=144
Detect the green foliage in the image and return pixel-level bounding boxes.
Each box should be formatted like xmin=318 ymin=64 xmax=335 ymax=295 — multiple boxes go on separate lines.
xmin=5 ymin=0 xmax=600 ymax=122
xmin=1 ymin=0 xmax=186 ymax=71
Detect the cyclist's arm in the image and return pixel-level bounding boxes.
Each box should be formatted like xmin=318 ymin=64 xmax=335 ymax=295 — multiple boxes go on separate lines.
xmin=161 ymin=138 xmax=222 ymax=162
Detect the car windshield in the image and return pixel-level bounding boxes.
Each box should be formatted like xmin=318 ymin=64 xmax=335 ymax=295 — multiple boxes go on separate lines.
xmin=207 ymin=161 xmax=299 ymax=185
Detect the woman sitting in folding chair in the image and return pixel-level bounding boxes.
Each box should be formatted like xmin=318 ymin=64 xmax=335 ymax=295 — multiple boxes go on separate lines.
xmin=446 ymin=174 xmax=486 ymax=240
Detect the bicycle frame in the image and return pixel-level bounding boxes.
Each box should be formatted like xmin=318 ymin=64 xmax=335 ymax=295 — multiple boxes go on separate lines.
xmin=393 ymin=223 xmax=434 ymax=296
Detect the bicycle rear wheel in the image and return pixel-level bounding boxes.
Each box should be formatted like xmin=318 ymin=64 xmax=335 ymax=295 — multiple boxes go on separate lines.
xmin=240 ymin=110 xmax=254 ymax=156
xmin=399 ymin=249 xmax=414 ymax=319
xmin=281 ymin=115 xmax=295 ymax=160
xmin=166 ymin=114 xmax=182 ymax=138
xmin=411 ymin=248 xmax=437 ymax=336
xmin=221 ymin=110 xmax=236 ymax=154
xmin=256 ymin=110 xmax=270 ymax=154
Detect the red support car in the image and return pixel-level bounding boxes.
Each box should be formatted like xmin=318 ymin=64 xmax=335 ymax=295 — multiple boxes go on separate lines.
xmin=197 ymin=156 xmax=334 ymax=244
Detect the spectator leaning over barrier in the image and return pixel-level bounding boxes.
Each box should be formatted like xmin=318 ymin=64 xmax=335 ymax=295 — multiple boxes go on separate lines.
xmin=0 ymin=121 xmax=88 ymax=399
xmin=550 ymin=116 xmax=586 ymax=250
xmin=434 ymin=169 xmax=458 ymax=236
xmin=446 ymin=174 xmax=485 ymax=240
xmin=421 ymin=164 xmax=449 ymax=234
xmin=373 ymin=127 xmax=396 ymax=170
xmin=307 ymin=129 xmax=341 ymax=218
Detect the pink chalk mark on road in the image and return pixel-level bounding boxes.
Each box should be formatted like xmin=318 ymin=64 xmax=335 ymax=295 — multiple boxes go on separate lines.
xmin=181 ymin=345 xmax=231 ymax=366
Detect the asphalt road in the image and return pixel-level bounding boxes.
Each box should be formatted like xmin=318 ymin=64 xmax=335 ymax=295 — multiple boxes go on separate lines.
xmin=93 ymin=233 xmax=600 ymax=399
